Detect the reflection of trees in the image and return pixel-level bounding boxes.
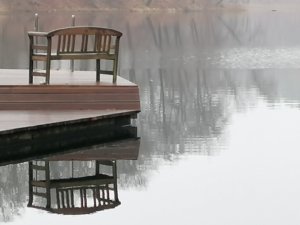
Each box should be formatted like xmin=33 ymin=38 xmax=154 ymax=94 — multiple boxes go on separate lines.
xmin=251 ymin=69 xmax=277 ymax=102
xmin=0 ymin=163 xmax=27 ymax=222
xmin=0 ymin=10 xmax=292 ymax=71
xmin=138 ymin=68 xmax=230 ymax=157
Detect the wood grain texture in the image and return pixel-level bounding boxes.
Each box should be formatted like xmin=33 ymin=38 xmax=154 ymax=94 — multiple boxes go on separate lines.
xmin=45 ymin=138 xmax=140 ymax=161
xmin=0 ymin=69 xmax=141 ymax=111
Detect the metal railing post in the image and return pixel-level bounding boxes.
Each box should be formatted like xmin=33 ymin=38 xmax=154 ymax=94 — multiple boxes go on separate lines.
xmin=70 ymin=15 xmax=75 ymax=72
xmin=34 ymin=13 xmax=39 ymax=31
xmin=34 ymin=13 xmax=39 ymax=70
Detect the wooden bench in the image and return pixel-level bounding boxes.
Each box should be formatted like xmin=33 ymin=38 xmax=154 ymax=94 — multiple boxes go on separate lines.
xmin=28 ymin=26 xmax=122 ymax=84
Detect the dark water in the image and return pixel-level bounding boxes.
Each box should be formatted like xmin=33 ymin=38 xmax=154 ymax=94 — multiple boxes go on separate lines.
xmin=1 ymin=10 xmax=300 ymax=224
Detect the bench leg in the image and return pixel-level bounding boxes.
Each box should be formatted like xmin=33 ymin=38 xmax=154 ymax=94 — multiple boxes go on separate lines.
xmin=29 ymin=47 xmax=34 ymax=84
xmin=96 ymin=59 xmax=100 ymax=82
xmin=112 ymin=59 xmax=117 ymax=84
xmin=45 ymin=59 xmax=51 ymax=84
xmin=29 ymin=59 xmax=33 ymax=84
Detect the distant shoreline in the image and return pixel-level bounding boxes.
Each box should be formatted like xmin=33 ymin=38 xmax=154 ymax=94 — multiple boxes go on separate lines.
xmin=0 ymin=7 xmax=239 ymax=14
xmin=0 ymin=4 xmax=300 ymax=14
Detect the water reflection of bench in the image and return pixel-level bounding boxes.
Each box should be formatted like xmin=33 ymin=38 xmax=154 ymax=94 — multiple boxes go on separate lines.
xmin=28 ymin=160 xmax=120 ymax=214
xmin=28 ymin=26 xmax=122 ymax=84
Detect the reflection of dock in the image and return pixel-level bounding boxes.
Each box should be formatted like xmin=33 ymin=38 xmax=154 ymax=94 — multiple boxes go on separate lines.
xmin=28 ymin=160 xmax=120 ymax=214
xmin=46 ymin=137 xmax=140 ymax=161
xmin=0 ymin=69 xmax=140 ymax=164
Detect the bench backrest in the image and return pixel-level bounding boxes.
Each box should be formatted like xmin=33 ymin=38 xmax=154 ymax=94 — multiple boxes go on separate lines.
xmin=47 ymin=27 xmax=122 ymax=55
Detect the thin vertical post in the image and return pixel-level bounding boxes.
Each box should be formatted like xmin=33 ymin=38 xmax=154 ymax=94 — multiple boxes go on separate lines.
xmin=27 ymin=161 xmax=33 ymax=206
xmin=71 ymin=14 xmax=75 ymax=27
xmin=34 ymin=13 xmax=39 ymax=31
xmin=45 ymin=37 xmax=52 ymax=84
xmin=34 ymin=13 xmax=39 ymax=73
xmin=70 ymin=15 xmax=75 ymax=72
xmin=112 ymin=161 xmax=119 ymax=203
xmin=71 ymin=160 xmax=74 ymax=178
xmin=45 ymin=161 xmax=51 ymax=208
xmin=95 ymin=160 xmax=100 ymax=175
xmin=29 ymin=36 xmax=34 ymax=84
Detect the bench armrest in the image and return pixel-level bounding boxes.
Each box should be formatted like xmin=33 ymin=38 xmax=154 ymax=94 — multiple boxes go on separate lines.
xmin=28 ymin=31 xmax=48 ymax=37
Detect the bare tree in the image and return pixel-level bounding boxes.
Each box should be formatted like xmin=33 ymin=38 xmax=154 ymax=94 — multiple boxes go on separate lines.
xmin=144 ymin=0 xmax=153 ymax=7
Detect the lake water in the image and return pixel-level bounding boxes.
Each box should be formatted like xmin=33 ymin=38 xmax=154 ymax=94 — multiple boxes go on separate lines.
xmin=1 ymin=9 xmax=300 ymax=224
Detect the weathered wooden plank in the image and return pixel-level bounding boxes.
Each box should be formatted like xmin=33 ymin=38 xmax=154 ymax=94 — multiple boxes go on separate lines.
xmin=32 ymin=45 xmax=48 ymax=50
xmin=0 ymin=69 xmax=136 ymax=86
xmin=46 ymin=138 xmax=140 ymax=161
xmin=32 ymin=72 xmax=47 ymax=77
xmin=0 ymin=93 xmax=140 ymax=102
xmin=32 ymin=55 xmax=47 ymax=61
xmin=0 ymin=102 xmax=140 ymax=110
xmin=48 ymin=175 xmax=114 ymax=188
xmin=0 ymin=86 xmax=139 ymax=94
xmin=0 ymin=69 xmax=140 ymax=110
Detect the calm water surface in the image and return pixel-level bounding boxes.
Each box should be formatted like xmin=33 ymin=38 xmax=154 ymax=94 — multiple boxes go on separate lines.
xmin=1 ymin=9 xmax=300 ymax=224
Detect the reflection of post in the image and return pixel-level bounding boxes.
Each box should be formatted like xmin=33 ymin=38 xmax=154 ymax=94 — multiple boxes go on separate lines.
xmin=70 ymin=15 xmax=75 ymax=72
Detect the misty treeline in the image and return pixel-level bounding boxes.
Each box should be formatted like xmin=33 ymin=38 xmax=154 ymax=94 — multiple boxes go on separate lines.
xmin=0 ymin=0 xmax=251 ymax=12
xmin=143 ymin=0 xmax=250 ymax=7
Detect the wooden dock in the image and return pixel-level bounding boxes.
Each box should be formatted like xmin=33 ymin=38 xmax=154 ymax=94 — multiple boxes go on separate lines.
xmin=0 ymin=69 xmax=141 ymax=164
xmin=0 ymin=69 xmax=140 ymax=110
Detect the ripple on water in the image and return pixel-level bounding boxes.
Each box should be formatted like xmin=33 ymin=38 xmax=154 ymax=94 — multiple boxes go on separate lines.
xmin=212 ymin=47 xmax=300 ymax=69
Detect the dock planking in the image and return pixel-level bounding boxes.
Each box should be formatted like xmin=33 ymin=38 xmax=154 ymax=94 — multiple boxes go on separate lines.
xmin=0 ymin=69 xmax=140 ymax=111
xmin=0 ymin=69 xmax=140 ymax=162
xmin=0 ymin=69 xmax=140 ymax=131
